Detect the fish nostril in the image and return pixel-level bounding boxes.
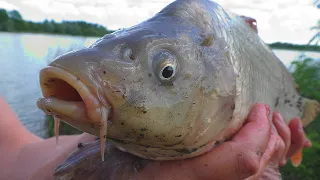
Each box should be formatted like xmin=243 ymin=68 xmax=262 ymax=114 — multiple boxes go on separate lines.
xmin=129 ymin=53 xmax=136 ymax=61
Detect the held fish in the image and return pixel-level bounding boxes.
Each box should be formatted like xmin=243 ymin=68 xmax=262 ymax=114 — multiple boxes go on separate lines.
xmin=36 ymin=0 xmax=319 ymax=179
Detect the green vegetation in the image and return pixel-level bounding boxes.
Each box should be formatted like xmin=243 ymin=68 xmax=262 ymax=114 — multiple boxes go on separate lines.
xmin=46 ymin=115 xmax=81 ymax=137
xmin=0 ymin=9 xmax=113 ymax=37
xmin=269 ymin=42 xmax=320 ymax=52
xmin=280 ymin=56 xmax=320 ymax=180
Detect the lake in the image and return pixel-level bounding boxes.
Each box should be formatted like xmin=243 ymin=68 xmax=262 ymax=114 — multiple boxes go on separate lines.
xmin=0 ymin=32 xmax=319 ymax=138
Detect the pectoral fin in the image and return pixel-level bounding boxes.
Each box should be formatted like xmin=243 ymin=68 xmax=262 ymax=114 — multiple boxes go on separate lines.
xmin=290 ymin=148 xmax=303 ymax=167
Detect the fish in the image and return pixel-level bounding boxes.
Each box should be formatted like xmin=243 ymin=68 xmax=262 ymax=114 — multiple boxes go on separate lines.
xmin=36 ymin=0 xmax=320 ymax=179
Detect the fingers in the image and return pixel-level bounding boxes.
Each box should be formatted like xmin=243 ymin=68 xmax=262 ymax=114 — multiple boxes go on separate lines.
xmin=232 ymin=104 xmax=271 ymax=151
xmin=247 ymin=125 xmax=279 ymax=179
xmin=272 ymin=111 xmax=291 ymax=166
xmin=190 ymin=104 xmax=272 ymax=180
xmin=286 ymin=118 xmax=306 ymax=158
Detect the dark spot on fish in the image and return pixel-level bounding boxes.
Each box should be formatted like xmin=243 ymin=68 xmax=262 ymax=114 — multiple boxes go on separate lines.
xmin=155 ymin=135 xmax=158 ymax=138
xmin=103 ymin=70 xmax=107 ymax=74
xmin=148 ymin=73 xmax=152 ymax=77
xmin=185 ymin=96 xmax=188 ymax=98
xmin=139 ymin=134 xmax=145 ymax=137
xmin=175 ymin=135 xmax=182 ymax=137
xmin=193 ymin=102 xmax=196 ymax=104
xmin=142 ymin=110 xmax=147 ymax=114
xmin=289 ymin=104 xmax=293 ymax=107
xmin=192 ymin=148 xmax=198 ymax=152
xmin=76 ymin=77 xmax=80 ymax=81
xmin=77 ymin=143 xmax=83 ymax=148
xmin=275 ymin=97 xmax=279 ymax=107
xmin=129 ymin=53 xmax=136 ymax=61
xmin=231 ymin=104 xmax=235 ymax=110
xmin=284 ymin=99 xmax=290 ymax=104
xmin=120 ymin=122 xmax=124 ymax=125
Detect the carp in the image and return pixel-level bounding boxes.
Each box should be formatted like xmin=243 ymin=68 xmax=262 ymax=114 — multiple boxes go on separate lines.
xmin=36 ymin=0 xmax=319 ymax=179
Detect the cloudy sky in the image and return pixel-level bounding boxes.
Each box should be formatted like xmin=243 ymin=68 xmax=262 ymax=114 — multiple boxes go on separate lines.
xmin=0 ymin=0 xmax=319 ymax=44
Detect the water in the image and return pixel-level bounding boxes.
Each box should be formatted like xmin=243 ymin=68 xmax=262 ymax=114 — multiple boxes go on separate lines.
xmin=0 ymin=32 xmax=318 ymax=138
xmin=0 ymin=32 xmax=97 ymax=137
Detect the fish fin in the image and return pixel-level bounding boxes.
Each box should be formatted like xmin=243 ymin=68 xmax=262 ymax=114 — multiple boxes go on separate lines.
xmin=54 ymin=141 xmax=150 ymax=180
xmin=290 ymin=148 xmax=303 ymax=167
xmin=301 ymin=98 xmax=320 ymax=127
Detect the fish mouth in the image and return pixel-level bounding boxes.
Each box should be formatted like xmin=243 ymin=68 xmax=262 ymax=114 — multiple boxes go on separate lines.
xmin=37 ymin=66 xmax=108 ymax=135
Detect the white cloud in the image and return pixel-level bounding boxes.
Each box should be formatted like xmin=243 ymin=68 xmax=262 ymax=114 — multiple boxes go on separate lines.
xmin=1 ymin=0 xmax=319 ymax=44
xmin=0 ymin=0 xmax=19 ymax=10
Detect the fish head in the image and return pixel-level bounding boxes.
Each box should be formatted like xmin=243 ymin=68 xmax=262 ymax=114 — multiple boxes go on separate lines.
xmin=37 ymin=3 xmax=237 ymax=160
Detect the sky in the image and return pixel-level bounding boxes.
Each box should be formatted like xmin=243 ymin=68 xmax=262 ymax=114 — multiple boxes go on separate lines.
xmin=0 ymin=0 xmax=319 ymax=44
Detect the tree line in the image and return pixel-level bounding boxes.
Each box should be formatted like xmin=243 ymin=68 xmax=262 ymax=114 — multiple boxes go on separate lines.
xmin=0 ymin=9 xmax=113 ymax=37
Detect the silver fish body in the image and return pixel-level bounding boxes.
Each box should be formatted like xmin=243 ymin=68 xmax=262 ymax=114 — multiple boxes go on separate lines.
xmin=36 ymin=0 xmax=319 ymax=179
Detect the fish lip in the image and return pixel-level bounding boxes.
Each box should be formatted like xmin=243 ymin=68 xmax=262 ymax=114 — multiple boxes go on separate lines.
xmin=38 ymin=66 xmax=107 ymax=123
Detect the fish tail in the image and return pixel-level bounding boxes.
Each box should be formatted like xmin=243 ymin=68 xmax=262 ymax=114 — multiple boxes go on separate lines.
xmin=290 ymin=148 xmax=303 ymax=167
xmin=301 ymin=98 xmax=320 ymax=127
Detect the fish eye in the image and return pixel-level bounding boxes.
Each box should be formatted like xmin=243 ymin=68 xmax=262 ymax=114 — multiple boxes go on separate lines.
xmin=161 ymin=65 xmax=175 ymax=79
xmin=152 ymin=50 xmax=179 ymax=83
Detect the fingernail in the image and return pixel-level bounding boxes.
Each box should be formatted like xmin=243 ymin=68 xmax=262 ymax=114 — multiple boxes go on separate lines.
xmin=280 ymin=159 xmax=287 ymax=166
xmin=275 ymin=112 xmax=284 ymax=123
xmin=265 ymin=104 xmax=270 ymax=116
xmin=305 ymin=139 xmax=312 ymax=148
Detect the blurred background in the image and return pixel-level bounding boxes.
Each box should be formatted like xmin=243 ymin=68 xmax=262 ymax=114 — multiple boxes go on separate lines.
xmin=0 ymin=0 xmax=319 ymax=179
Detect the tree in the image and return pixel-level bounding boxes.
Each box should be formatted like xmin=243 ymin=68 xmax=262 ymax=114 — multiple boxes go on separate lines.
xmin=8 ymin=10 xmax=23 ymax=20
xmin=0 ymin=8 xmax=9 ymax=31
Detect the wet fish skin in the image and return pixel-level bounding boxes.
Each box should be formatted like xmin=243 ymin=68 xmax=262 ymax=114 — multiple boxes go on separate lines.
xmin=35 ymin=0 xmax=320 ymax=179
